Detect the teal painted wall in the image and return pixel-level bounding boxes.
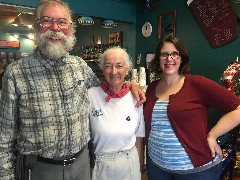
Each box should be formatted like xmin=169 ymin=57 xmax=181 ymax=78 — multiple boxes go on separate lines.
xmin=0 ymin=35 xmax=34 ymax=54
xmin=136 ymin=0 xmax=240 ymax=83
xmin=0 ymin=14 xmax=34 ymax=54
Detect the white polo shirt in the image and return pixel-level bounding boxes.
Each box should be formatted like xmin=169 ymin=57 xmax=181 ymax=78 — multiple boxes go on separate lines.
xmin=88 ymin=87 xmax=145 ymax=154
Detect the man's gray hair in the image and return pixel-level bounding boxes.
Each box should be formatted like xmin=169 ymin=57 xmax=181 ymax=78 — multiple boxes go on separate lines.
xmin=34 ymin=0 xmax=75 ymax=27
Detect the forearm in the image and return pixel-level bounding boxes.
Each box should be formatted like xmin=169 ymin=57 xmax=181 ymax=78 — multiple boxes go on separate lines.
xmin=208 ymin=106 xmax=240 ymax=139
xmin=207 ymin=108 xmax=240 ymax=157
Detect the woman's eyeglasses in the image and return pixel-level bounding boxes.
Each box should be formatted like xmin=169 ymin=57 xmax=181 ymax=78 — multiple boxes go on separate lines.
xmin=160 ymin=51 xmax=180 ymax=59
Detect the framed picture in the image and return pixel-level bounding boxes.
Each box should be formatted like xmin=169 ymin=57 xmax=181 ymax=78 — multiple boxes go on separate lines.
xmin=108 ymin=31 xmax=123 ymax=44
xmin=158 ymin=10 xmax=176 ymax=39
xmin=145 ymin=52 xmax=155 ymax=70
xmin=145 ymin=52 xmax=156 ymax=85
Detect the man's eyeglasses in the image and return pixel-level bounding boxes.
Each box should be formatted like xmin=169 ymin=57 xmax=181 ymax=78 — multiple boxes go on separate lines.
xmin=160 ymin=51 xmax=180 ymax=59
xmin=36 ymin=16 xmax=72 ymax=30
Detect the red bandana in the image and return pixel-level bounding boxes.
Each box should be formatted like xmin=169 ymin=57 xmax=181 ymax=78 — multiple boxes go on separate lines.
xmin=101 ymin=81 xmax=130 ymax=102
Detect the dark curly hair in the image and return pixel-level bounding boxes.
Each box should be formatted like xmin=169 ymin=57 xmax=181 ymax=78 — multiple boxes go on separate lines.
xmin=149 ymin=35 xmax=190 ymax=78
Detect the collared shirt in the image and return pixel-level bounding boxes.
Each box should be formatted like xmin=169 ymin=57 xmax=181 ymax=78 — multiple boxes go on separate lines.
xmin=0 ymin=49 xmax=101 ymax=178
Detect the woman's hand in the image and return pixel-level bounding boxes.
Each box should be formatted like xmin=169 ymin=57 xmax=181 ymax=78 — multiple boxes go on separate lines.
xmin=207 ymin=133 xmax=222 ymax=157
xmin=207 ymin=106 xmax=240 ymax=158
xmin=128 ymin=81 xmax=146 ymax=107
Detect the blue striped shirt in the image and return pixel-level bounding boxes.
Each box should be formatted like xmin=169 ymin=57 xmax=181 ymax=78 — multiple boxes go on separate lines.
xmin=148 ymin=101 xmax=194 ymax=170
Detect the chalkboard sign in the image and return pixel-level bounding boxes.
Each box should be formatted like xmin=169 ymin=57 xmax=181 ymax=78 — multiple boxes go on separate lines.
xmin=189 ymin=0 xmax=238 ymax=48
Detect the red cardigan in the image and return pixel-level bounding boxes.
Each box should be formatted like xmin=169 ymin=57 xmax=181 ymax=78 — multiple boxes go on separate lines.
xmin=144 ymin=74 xmax=240 ymax=168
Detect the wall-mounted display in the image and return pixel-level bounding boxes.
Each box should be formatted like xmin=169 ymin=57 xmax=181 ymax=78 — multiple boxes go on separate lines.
xmin=0 ymin=40 xmax=20 ymax=49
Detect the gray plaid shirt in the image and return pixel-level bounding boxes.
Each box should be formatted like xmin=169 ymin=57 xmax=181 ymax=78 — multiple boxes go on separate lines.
xmin=0 ymin=49 xmax=100 ymax=179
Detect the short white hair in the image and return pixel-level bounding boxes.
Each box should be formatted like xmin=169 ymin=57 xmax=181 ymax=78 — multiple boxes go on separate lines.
xmin=99 ymin=47 xmax=133 ymax=73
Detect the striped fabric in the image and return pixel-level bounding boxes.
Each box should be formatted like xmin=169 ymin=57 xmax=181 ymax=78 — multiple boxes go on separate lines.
xmin=148 ymin=101 xmax=194 ymax=170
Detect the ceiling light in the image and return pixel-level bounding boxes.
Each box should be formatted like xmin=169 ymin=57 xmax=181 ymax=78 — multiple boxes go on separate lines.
xmin=78 ymin=16 xmax=94 ymax=25
xmin=13 ymin=34 xmax=19 ymax=39
xmin=102 ymin=20 xmax=117 ymax=28
xmin=9 ymin=13 xmax=34 ymax=27
xmin=5 ymin=32 xmax=34 ymax=40
xmin=27 ymin=33 xmax=34 ymax=40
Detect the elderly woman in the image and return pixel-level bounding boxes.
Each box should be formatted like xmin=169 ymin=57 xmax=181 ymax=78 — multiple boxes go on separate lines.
xmin=88 ymin=47 xmax=145 ymax=180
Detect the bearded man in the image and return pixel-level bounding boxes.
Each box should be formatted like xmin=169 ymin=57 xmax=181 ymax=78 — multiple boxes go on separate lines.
xmin=0 ymin=1 xmax=145 ymax=180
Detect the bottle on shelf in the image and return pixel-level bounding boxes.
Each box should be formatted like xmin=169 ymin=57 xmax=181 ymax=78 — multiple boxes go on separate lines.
xmin=80 ymin=42 xmax=123 ymax=61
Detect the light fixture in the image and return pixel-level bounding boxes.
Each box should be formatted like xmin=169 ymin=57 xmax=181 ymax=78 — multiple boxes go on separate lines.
xmin=13 ymin=34 xmax=19 ymax=39
xmin=102 ymin=20 xmax=117 ymax=28
xmin=27 ymin=33 xmax=34 ymax=40
xmin=5 ymin=32 xmax=34 ymax=40
xmin=9 ymin=13 xmax=34 ymax=28
xmin=78 ymin=16 xmax=94 ymax=25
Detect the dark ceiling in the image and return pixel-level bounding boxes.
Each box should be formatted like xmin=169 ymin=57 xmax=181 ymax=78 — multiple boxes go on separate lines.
xmin=0 ymin=4 xmax=34 ymax=17
xmin=0 ymin=3 xmax=34 ymax=31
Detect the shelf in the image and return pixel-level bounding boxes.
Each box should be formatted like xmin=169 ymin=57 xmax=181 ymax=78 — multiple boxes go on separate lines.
xmin=84 ymin=59 xmax=99 ymax=62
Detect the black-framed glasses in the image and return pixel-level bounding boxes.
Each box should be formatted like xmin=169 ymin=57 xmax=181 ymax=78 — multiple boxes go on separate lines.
xmin=36 ymin=16 xmax=71 ymax=30
xmin=160 ymin=51 xmax=180 ymax=59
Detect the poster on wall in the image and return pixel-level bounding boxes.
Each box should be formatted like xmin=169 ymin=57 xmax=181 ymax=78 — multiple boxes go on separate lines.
xmin=108 ymin=31 xmax=123 ymax=44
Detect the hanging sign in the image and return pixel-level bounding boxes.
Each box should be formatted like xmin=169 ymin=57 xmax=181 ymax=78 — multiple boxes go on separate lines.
xmin=0 ymin=40 xmax=20 ymax=49
xmin=188 ymin=0 xmax=238 ymax=48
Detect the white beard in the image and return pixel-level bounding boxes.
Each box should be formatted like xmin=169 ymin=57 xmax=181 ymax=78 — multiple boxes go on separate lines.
xmin=35 ymin=30 xmax=76 ymax=60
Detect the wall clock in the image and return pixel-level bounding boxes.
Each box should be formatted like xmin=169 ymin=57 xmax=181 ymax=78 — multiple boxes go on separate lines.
xmin=142 ymin=22 xmax=152 ymax=37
